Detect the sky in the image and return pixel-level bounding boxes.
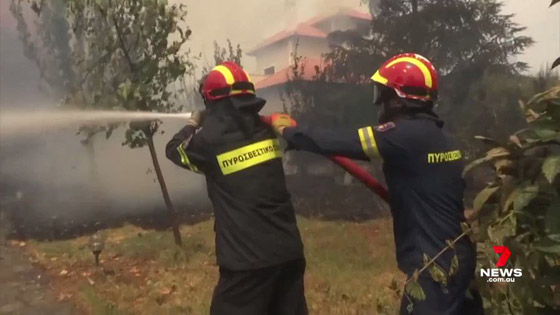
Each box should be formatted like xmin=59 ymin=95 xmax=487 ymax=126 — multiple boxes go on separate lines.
xmin=502 ymin=0 xmax=560 ymax=72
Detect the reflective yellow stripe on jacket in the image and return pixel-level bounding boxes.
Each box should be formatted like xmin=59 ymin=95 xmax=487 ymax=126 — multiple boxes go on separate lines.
xmin=177 ymin=144 xmax=201 ymax=173
xmin=217 ymin=139 xmax=282 ymax=175
xmin=358 ymin=126 xmax=380 ymax=159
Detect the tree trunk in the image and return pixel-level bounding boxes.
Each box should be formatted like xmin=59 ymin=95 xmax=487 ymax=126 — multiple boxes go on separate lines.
xmin=146 ymin=136 xmax=182 ymax=246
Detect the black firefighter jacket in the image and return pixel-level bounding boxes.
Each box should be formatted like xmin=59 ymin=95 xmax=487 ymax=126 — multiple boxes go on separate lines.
xmin=166 ymin=96 xmax=304 ymax=271
xmin=283 ymin=113 xmax=475 ymax=275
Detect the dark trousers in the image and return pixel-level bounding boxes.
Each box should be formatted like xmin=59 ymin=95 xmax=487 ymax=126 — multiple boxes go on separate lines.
xmin=399 ymin=275 xmax=484 ymax=315
xmin=210 ymin=259 xmax=308 ymax=315
xmin=399 ymin=247 xmax=483 ymax=315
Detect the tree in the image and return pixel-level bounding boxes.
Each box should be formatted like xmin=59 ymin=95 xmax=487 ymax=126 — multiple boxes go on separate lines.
xmin=456 ymin=71 xmax=558 ymax=159
xmin=333 ymin=0 xmax=533 ymax=85
xmin=283 ymin=0 xmax=534 ymax=158
xmin=10 ymin=0 xmax=111 ymax=216
xmin=10 ymin=0 xmax=75 ymax=99
xmin=70 ymin=0 xmax=194 ymax=246
xmin=12 ymin=0 xmax=195 ymax=246
xmin=319 ymin=0 xmax=534 ymax=157
xmin=209 ymin=40 xmax=243 ymax=68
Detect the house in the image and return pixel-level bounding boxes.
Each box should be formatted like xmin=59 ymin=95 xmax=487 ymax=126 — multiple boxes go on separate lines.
xmin=247 ymin=8 xmax=372 ymax=114
xmin=246 ymin=8 xmax=372 ymax=177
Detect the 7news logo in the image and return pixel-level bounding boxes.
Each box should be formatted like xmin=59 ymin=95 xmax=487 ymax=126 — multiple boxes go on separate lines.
xmin=479 ymin=246 xmax=522 ymax=283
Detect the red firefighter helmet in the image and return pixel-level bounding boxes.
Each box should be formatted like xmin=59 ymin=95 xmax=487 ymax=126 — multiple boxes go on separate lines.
xmin=371 ymin=53 xmax=438 ymax=103
xmin=200 ymin=61 xmax=255 ymax=101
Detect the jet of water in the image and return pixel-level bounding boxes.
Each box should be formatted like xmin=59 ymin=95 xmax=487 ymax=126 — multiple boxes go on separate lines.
xmin=0 ymin=110 xmax=192 ymax=137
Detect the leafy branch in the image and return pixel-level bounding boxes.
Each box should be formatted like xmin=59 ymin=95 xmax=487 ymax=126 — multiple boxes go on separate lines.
xmin=403 ymin=227 xmax=470 ymax=304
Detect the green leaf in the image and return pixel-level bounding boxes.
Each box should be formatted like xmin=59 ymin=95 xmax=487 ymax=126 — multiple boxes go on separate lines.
xmin=527 ymin=88 xmax=559 ymax=109
xmin=494 ymin=159 xmax=514 ymax=173
xmin=460 ymin=222 xmax=472 ymax=235
xmin=405 ymin=280 xmax=426 ymax=301
xmin=513 ymin=185 xmax=539 ymax=211
xmin=463 ymin=147 xmax=511 ymax=176
xmin=545 ymin=198 xmax=560 ymax=234
xmin=549 ymin=234 xmax=560 ymax=242
xmin=509 ymin=134 xmax=524 ymax=148
xmin=534 ymin=237 xmax=560 ymax=254
xmin=532 ymin=127 xmax=558 ymax=141
xmin=118 ymin=79 xmax=133 ymax=100
xmin=473 ymin=185 xmax=499 ymax=211
xmin=487 ymin=147 xmax=511 ymax=159
xmin=552 ymin=57 xmax=560 ymax=69
xmin=503 ymin=184 xmax=539 ymax=212
xmin=423 ymin=253 xmax=430 ymax=265
xmin=429 ymin=262 xmax=448 ymax=286
xmin=421 ymin=253 xmax=449 ymax=285
xmin=463 ymin=156 xmax=491 ymax=176
xmin=518 ymin=100 xmax=526 ymax=112
xmin=465 ymin=289 xmax=474 ymax=300
xmin=488 ymin=220 xmax=516 ymax=243
xmin=542 ymin=154 xmax=560 ymax=183
xmin=474 ymin=135 xmax=502 ymax=147
xmin=406 ymin=303 xmax=413 ymax=313
xmin=449 ymin=255 xmax=459 ymax=277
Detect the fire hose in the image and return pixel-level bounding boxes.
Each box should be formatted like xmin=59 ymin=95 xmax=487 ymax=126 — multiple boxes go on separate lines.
xmin=260 ymin=115 xmax=390 ymax=203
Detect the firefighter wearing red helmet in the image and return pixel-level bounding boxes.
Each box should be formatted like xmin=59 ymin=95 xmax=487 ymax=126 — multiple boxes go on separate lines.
xmin=166 ymin=61 xmax=307 ymax=315
xmin=271 ymin=54 xmax=483 ymax=315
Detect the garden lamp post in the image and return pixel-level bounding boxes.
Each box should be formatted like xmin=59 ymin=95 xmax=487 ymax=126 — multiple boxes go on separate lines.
xmin=88 ymin=232 xmax=105 ymax=266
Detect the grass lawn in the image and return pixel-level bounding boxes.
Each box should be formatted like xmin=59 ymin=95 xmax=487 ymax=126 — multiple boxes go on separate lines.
xmin=24 ymin=217 xmax=404 ymax=314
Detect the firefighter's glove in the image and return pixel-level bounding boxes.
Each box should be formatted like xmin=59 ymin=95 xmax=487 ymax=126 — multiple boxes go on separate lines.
xmin=186 ymin=110 xmax=206 ymax=129
xmin=270 ymin=113 xmax=297 ymax=135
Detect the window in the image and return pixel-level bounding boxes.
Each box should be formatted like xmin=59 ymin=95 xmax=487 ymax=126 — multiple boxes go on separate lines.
xmin=264 ymin=66 xmax=275 ymax=75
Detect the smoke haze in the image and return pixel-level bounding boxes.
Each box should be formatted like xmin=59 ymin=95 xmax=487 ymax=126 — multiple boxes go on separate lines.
xmin=0 ymin=0 xmax=558 ymax=236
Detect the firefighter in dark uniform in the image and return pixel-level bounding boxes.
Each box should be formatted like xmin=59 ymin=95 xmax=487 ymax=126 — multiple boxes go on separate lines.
xmin=166 ymin=61 xmax=307 ymax=315
xmin=270 ymin=54 xmax=483 ymax=315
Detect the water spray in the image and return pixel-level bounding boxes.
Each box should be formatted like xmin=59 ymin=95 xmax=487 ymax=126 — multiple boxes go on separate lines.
xmin=0 ymin=110 xmax=192 ymax=136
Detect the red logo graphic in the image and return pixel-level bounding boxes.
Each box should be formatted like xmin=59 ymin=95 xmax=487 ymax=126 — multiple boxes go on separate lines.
xmin=493 ymin=246 xmax=511 ymax=267
xmin=374 ymin=122 xmax=396 ymax=132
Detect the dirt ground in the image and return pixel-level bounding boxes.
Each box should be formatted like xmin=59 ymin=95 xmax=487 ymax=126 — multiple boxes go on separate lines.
xmin=16 ymin=218 xmax=403 ymax=314
xmin=0 ymin=243 xmax=77 ymax=315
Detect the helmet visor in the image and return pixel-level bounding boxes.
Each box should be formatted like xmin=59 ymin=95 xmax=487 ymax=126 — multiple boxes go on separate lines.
xmin=372 ymin=83 xmax=385 ymax=105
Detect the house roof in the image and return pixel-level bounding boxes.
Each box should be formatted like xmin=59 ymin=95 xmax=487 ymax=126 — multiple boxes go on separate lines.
xmin=341 ymin=8 xmax=372 ymax=21
xmin=255 ymin=57 xmax=324 ymax=90
xmin=247 ymin=8 xmax=371 ymax=55
xmin=247 ymin=24 xmax=327 ymax=55
xmin=305 ymin=8 xmax=372 ymax=27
